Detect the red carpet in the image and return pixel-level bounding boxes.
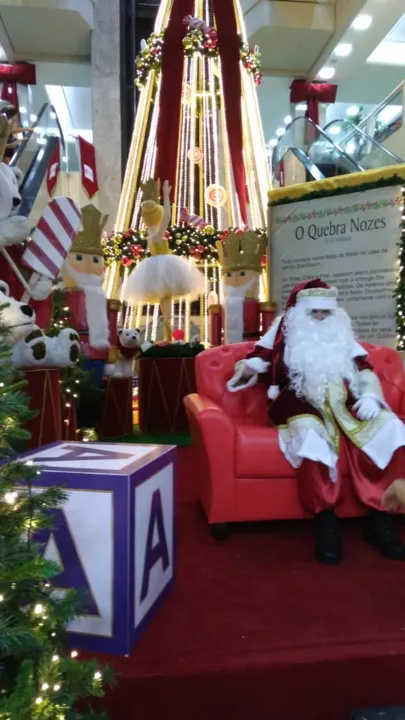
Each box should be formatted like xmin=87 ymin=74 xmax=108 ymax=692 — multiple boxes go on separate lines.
xmin=96 ymin=447 xmax=405 ymax=719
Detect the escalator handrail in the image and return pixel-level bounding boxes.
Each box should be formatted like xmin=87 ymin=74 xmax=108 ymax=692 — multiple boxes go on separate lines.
xmin=274 ymin=116 xmax=364 ymax=173
xmin=358 ymin=79 xmax=405 ymax=132
xmin=288 ymin=148 xmax=325 ymax=181
xmin=323 ymin=118 xmax=403 ymax=163
xmin=10 ymin=102 xmax=65 ymax=167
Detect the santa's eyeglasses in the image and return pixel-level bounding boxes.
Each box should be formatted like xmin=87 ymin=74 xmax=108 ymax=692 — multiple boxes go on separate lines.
xmin=309 ymin=309 xmax=333 ymax=320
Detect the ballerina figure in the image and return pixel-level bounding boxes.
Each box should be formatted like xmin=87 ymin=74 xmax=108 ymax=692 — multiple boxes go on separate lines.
xmin=123 ymin=178 xmax=205 ymax=341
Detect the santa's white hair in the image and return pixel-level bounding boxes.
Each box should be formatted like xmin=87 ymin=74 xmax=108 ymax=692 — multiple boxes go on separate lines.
xmin=283 ymin=303 xmax=357 ymax=408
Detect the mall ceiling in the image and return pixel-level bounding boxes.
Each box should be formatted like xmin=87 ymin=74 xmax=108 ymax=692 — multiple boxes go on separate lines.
xmin=243 ymin=0 xmax=405 ymax=83
xmin=0 ymin=0 xmax=404 ymax=93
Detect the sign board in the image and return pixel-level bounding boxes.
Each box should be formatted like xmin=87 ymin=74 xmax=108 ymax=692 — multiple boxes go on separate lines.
xmin=270 ymin=184 xmax=403 ymax=347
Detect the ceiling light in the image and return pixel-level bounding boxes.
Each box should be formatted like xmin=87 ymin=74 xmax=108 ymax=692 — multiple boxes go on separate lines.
xmin=328 ymin=126 xmax=341 ymax=135
xmin=284 ymin=115 xmax=292 ymax=125
xmin=317 ymin=66 xmax=336 ymax=80
xmin=30 ymin=113 xmax=37 ymax=122
xmin=296 ymin=104 xmax=307 ymax=111
xmin=352 ymin=14 xmax=372 ymax=31
xmin=19 ymin=106 xmax=27 ymax=114
xmin=49 ymin=111 xmax=57 ymax=120
xmin=275 ymin=128 xmax=285 ymax=137
xmin=346 ymin=105 xmax=360 ymax=117
xmin=269 ymin=138 xmax=278 ymax=147
xmin=334 ymin=43 xmax=352 ymax=58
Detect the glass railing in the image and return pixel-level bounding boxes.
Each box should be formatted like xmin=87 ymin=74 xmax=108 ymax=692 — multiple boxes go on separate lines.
xmin=11 ymin=103 xmax=64 ymax=177
xmin=273 ymin=117 xmax=363 ymax=182
xmin=356 ymin=83 xmax=404 ymax=146
xmin=9 ymin=104 xmax=65 ymax=223
xmin=323 ymin=118 xmax=403 ymax=169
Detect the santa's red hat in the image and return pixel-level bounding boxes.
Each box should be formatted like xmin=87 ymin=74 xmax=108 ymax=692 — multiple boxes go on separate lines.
xmin=268 ymin=278 xmax=338 ymax=400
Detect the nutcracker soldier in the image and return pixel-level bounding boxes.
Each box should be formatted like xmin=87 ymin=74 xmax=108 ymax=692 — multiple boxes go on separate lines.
xmin=209 ymin=231 xmax=274 ymax=345
xmin=61 ymin=204 xmax=120 ymax=382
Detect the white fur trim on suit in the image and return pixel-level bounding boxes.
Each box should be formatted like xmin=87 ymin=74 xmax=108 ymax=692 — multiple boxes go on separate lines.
xmin=267 ymin=385 xmax=280 ymax=400
xmin=256 ymin=315 xmax=283 ymax=350
xmin=297 ymin=296 xmax=338 ymax=311
xmin=351 ymin=340 xmax=368 ymax=358
xmin=245 ymin=356 xmax=270 ymax=374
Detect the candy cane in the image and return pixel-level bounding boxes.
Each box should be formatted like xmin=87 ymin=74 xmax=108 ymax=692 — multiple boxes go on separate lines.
xmin=179 ymin=207 xmax=207 ymax=229
xmin=182 ymin=15 xmax=213 ymax=34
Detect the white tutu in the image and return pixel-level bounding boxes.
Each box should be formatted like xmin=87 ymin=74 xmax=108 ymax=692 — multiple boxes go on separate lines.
xmin=123 ymin=254 xmax=205 ymax=304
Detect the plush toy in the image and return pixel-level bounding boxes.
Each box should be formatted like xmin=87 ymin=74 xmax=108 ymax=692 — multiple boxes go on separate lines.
xmin=0 ymin=280 xmax=80 ymax=368
xmin=0 ymin=116 xmax=53 ymax=328
xmin=104 ymin=328 xmax=141 ymax=378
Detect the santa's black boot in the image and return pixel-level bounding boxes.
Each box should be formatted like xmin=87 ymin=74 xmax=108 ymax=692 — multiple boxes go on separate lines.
xmin=364 ymin=510 xmax=405 ymax=560
xmin=315 ymin=510 xmax=342 ymax=565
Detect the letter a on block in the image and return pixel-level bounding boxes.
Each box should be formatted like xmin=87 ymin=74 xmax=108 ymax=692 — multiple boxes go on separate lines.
xmin=140 ymin=489 xmax=170 ymax=603
xmin=35 ymin=509 xmax=99 ymax=616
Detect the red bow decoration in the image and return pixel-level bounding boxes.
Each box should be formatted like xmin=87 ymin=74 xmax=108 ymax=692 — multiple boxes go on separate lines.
xmin=0 ymin=63 xmax=36 ymax=114
xmin=290 ymin=80 xmax=337 ymax=127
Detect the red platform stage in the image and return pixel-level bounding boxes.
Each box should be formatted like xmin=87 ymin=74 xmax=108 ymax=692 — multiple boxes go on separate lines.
xmin=94 ymin=447 xmax=405 ymax=720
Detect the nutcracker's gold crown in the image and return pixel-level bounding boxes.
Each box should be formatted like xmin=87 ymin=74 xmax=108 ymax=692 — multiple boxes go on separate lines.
xmin=71 ymin=204 xmax=109 ymax=257
xmin=0 ymin=115 xmax=13 ymax=159
xmin=216 ymin=232 xmax=267 ymax=274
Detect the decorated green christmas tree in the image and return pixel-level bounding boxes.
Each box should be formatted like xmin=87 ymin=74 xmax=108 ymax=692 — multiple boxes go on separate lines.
xmin=0 ymin=316 xmax=113 ymax=717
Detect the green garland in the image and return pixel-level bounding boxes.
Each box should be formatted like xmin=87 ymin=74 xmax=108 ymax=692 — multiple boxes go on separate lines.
xmin=269 ymin=174 xmax=405 ymax=208
xmin=135 ymin=29 xmax=262 ymax=88
xmin=140 ymin=342 xmax=205 ymax=359
xmin=102 ymin=224 xmax=267 ymax=274
xmin=135 ymin=31 xmax=165 ymax=89
xmin=395 ymin=186 xmax=405 ymax=351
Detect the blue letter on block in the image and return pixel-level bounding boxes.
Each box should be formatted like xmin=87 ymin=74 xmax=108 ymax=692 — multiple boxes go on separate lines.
xmin=35 ymin=509 xmax=99 ymax=616
xmin=140 ymin=489 xmax=169 ymax=602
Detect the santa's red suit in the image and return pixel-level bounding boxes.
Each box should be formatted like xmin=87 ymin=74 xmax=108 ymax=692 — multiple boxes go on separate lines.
xmin=227 ymin=279 xmax=405 ymax=563
xmin=0 ymin=245 xmax=52 ymax=328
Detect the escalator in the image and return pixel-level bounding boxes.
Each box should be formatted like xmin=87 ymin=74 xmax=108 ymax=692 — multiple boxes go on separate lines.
xmin=273 ymin=117 xmax=363 ymax=186
xmin=9 ymin=103 xmax=65 ymax=219
xmin=323 ymin=118 xmax=403 ymax=170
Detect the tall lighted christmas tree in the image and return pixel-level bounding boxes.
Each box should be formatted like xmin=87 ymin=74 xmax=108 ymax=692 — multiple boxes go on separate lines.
xmin=104 ymin=0 xmax=270 ymax=342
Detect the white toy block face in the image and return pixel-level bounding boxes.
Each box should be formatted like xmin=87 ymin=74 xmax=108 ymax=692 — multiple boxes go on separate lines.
xmin=0 ymin=163 xmax=22 ymax=220
xmin=0 ymin=281 xmax=36 ymax=343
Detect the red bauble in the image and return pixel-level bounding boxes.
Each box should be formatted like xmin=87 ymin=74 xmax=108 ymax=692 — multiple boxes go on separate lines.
xmin=121 ymin=256 xmax=133 ymax=267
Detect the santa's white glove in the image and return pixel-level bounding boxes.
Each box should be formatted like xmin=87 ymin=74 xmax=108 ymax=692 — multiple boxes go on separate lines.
xmin=353 ymin=396 xmax=381 ymax=421
xmin=30 ymin=275 xmax=53 ymax=301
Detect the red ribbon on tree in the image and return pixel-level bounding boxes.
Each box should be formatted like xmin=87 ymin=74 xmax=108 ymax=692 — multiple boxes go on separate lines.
xmin=155 ymin=0 xmax=194 ymax=202
xmin=212 ymin=0 xmax=247 ymax=224
xmin=46 ymin=140 xmax=61 ymax=198
xmin=290 ymin=80 xmax=338 ymax=126
xmin=78 ymin=135 xmax=99 ymax=199
xmin=0 ymin=63 xmax=36 ymax=114
xmin=154 ymin=0 xmax=248 ymax=223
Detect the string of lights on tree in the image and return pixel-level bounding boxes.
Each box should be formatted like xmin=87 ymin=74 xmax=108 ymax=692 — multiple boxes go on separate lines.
xmin=135 ymin=28 xmax=262 ymax=89
xmin=395 ymin=186 xmax=405 ymax=351
xmin=102 ymin=225 xmax=267 ymax=273
xmin=0 ymin=321 xmax=112 ymax=715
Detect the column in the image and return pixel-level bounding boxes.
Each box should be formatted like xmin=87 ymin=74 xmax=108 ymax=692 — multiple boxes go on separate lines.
xmin=91 ymin=0 xmax=122 ymax=229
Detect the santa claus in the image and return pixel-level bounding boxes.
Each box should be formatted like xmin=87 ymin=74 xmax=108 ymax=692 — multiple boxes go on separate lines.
xmin=228 ymin=278 xmax=405 ymax=564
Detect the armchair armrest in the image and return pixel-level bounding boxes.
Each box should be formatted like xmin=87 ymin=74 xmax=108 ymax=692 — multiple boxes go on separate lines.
xmin=184 ymin=394 xmax=237 ymax=523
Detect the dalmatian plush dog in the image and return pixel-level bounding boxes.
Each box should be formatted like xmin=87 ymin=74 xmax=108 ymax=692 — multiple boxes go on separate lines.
xmin=0 ymin=162 xmax=31 ymax=248
xmin=0 ymin=280 xmax=80 ymax=368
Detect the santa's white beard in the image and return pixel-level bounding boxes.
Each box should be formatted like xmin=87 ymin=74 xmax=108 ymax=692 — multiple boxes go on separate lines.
xmin=64 ymin=261 xmax=110 ymax=349
xmin=222 ymin=277 xmax=258 ymax=344
xmin=283 ymin=305 xmax=357 ymax=408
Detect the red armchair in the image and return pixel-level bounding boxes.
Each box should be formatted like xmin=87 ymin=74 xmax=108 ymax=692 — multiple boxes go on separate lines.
xmin=184 ymin=342 xmax=405 ymax=533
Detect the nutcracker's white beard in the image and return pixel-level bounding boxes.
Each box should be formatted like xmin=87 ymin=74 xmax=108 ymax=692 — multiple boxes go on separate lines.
xmin=283 ymin=304 xmax=357 ymax=408
xmin=222 ymin=276 xmax=259 ymax=344
xmin=63 ymin=261 xmax=110 ymax=349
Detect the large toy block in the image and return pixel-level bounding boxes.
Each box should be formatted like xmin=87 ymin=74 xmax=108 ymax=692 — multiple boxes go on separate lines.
xmin=21 ymin=441 xmax=176 ymax=655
